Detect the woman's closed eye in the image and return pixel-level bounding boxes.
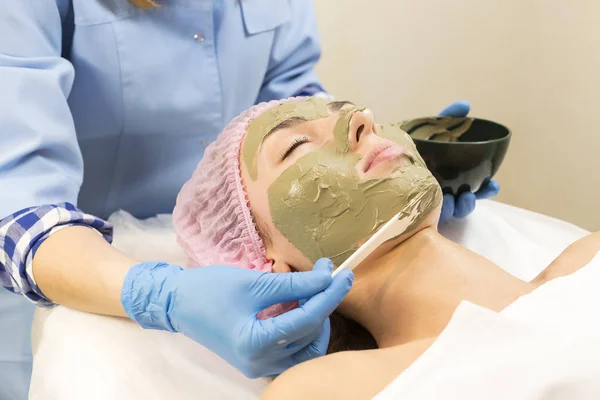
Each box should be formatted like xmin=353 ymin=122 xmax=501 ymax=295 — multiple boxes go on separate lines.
xmin=281 ymin=136 xmax=309 ymax=161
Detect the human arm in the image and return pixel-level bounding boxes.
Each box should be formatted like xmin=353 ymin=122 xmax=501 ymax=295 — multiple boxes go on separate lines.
xmin=19 ymin=208 xmax=353 ymax=379
xmin=0 ymin=1 xmax=132 ymax=313
xmin=24 ymin=210 xmax=354 ymax=378
xmin=121 ymin=259 xmax=354 ymax=378
xmin=32 ymin=224 xmax=133 ymax=316
xmin=18 ymin=209 xmax=354 ymax=378
xmin=28 ymin=214 xmax=355 ymax=378
xmin=0 ymin=0 xmax=98 ymax=302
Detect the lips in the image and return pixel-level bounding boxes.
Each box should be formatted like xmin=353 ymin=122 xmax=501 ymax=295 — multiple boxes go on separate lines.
xmin=363 ymin=142 xmax=410 ymax=173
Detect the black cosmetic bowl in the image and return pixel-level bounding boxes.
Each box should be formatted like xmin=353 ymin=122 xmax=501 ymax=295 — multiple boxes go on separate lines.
xmin=405 ymin=118 xmax=511 ymax=195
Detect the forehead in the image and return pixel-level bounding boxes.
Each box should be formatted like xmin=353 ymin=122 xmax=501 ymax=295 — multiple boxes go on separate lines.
xmin=248 ymin=98 xmax=331 ymax=137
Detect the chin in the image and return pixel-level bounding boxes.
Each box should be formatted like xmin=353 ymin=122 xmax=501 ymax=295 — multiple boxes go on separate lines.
xmin=353 ymin=189 xmax=442 ymax=271
xmin=405 ymin=183 xmax=443 ymax=234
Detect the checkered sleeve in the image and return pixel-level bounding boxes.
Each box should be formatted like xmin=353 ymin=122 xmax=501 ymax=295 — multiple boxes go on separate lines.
xmin=0 ymin=203 xmax=113 ymax=306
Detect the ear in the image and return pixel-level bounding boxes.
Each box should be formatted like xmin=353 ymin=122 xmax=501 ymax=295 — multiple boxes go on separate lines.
xmin=260 ymin=225 xmax=291 ymax=272
xmin=268 ymin=251 xmax=293 ymax=273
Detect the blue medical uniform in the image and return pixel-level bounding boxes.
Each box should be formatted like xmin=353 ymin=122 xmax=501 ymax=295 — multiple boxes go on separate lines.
xmin=0 ymin=1 xmax=325 ymax=398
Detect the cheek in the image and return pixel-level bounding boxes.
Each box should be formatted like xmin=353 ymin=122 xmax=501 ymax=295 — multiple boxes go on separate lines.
xmin=247 ymin=184 xmax=276 ymax=244
xmin=275 ymin=239 xmax=315 ymax=272
xmin=242 ymin=165 xmax=274 ymax=242
xmin=378 ymin=124 xmax=421 ymax=154
xmin=268 ymin=147 xmax=441 ymax=267
xmin=246 ymin=177 xmax=315 ymax=271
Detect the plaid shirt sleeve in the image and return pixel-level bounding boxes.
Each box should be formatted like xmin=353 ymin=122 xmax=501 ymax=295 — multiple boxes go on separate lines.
xmin=0 ymin=203 xmax=113 ymax=306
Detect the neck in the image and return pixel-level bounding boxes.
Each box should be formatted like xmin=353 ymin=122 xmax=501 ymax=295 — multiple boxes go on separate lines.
xmin=337 ymin=227 xmax=534 ymax=348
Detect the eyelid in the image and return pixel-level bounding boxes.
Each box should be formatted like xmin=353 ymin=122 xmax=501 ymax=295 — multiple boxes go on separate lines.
xmin=260 ymin=117 xmax=308 ymax=155
xmin=281 ymin=136 xmax=309 ymax=161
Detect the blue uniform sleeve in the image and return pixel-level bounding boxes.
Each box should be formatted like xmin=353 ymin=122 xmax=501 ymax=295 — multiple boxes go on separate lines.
xmin=256 ymin=0 xmax=329 ymax=101
xmin=0 ymin=0 xmax=81 ymax=218
xmin=0 ymin=1 xmax=110 ymax=304
xmin=0 ymin=204 xmax=113 ymax=306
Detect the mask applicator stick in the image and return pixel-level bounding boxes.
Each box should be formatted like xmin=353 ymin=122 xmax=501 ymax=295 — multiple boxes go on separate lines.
xmin=331 ymin=193 xmax=426 ymax=278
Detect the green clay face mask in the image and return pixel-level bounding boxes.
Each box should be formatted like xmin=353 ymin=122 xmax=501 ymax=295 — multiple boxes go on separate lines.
xmin=243 ymin=99 xmax=442 ymax=267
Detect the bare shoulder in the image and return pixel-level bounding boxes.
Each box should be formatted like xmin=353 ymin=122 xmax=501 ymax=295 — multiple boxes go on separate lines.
xmin=532 ymin=231 xmax=600 ymax=285
xmin=261 ymin=339 xmax=435 ymax=400
xmin=260 ymin=351 xmax=365 ymax=400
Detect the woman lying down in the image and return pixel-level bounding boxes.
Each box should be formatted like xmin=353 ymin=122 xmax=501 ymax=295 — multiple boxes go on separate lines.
xmin=173 ymin=97 xmax=600 ymax=399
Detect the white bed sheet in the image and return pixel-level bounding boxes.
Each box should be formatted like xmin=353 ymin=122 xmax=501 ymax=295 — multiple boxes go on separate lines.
xmin=29 ymin=201 xmax=590 ymax=399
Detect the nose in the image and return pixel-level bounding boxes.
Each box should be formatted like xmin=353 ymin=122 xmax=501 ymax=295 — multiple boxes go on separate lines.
xmin=348 ymin=109 xmax=376 ymax=149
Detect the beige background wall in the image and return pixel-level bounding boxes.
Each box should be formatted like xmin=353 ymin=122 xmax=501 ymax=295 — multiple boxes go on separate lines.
xmin=314 ymin=1 xmax=600 ymax=231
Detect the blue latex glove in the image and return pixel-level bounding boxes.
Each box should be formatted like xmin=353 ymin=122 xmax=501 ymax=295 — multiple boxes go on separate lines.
xmin=438 ymin=100 xmax=500 ymax=223
xmin=121 ymin=258 xmax=353 ymax=378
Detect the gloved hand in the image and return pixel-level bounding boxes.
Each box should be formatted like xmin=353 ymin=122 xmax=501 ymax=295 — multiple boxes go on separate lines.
xmin=121 ymin=258 xmax=353 ymax=378
xmin=438 ymin=100 xmax=500 ymax=223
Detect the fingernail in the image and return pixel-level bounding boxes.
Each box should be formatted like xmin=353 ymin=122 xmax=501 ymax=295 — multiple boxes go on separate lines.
xmin=319 ymin=258 xmax=333 ymax=272
xmin=337 ymin=270 xmax=354 ymax=283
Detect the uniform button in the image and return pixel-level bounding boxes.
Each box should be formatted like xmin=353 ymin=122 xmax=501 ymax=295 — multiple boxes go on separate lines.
xmin=193 ymin=32 xmax=205 ymax=43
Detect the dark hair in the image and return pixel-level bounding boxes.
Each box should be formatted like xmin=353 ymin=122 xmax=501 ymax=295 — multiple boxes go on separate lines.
xmin=253 ymin=216 xmax=378 ymax=353
xmin=328 ymin=312 xmax=377 ymax=353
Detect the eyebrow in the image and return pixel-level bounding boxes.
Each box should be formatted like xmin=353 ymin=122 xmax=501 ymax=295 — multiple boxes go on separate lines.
xmin=260 ymin=117 xmax=308 ymax=152
xmin=258 ymin=101 xmax=356 ymax=153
